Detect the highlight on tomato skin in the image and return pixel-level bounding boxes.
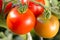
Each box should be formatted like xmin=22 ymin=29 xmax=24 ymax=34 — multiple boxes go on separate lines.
xmin=28 ymin=0 xmax=45 ymax=17
xmin=34 ymin=15 xmax=59 ymax=38
xmin=20 ymin=0 xmax=29 ymax=5
xmin=6 ymin=7 xmax=36 ymax=35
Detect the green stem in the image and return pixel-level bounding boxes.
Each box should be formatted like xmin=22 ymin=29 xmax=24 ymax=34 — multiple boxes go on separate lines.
xmin=19 ymin=32 xmax=32 ymax=40
xmin=19 ymin=34 xmax=27 ymax=40
xmin=40 ymin=37 xmax=43 ymax=40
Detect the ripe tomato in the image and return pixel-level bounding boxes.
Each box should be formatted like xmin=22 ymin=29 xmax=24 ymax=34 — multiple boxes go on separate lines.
xmin=6 ymin=7 xmax=35 ymax=34
xmin=28 ymin=0 xmax=45 ymax=17
xmin=0 ymin=0 xmax=3 ymax=13
xmin=34 ymin=15 xmax=59 ymax=38
xmin=4 ymin=2 xmax=13 ymax=14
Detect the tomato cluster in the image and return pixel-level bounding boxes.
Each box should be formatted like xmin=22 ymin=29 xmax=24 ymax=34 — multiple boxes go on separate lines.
xmin=0 ymin=0 xmax=59 ymax=38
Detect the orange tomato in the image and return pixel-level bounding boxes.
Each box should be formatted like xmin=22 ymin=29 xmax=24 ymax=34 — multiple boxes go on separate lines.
xmin=34 ymin=15 xmax=59 ymax=38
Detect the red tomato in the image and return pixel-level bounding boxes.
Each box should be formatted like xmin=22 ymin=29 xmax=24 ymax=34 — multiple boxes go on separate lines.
xmin=28 ymin=0 xmax=45 ymax=17
xmin=4 ymin=2 xmax=13 ymax=14
xmin=6 ymin=7 xmax=35 ymax=34
xmin=0 ymin=0 xmax=3 ymax=13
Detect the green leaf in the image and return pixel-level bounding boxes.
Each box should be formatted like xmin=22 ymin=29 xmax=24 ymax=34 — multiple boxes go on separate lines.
xmin=50 ymin=0 xmax=58 ymax=6
xmin=51 ymin=9 xmax=60 ymax=19
xmin=0 ymin=32 xmax=6 ymax=38
xmin=49 ymin=0 xmax=60 ymax=19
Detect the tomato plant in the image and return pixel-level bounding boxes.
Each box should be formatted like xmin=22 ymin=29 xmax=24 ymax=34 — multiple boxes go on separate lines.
xmin=6 ymin=7 xmax=35 ymax=34
xmin=28 ymin=0 xmax=45 ymax=17
xmin=0 ymin=0 xmax=60 ymax=40
xmin=34 ymin=15 xmax=59 ymax=38
xmin=0 ymin=0 xmax=3 ymax=13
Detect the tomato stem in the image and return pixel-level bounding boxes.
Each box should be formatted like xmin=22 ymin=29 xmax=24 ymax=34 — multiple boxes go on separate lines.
xmin=40 ymin=37 xmax=43 ymax=40
xmin=19 ymin=32 xmax=32 ymax=40
xmin=27 ymin=32 xmax=32 ymax=40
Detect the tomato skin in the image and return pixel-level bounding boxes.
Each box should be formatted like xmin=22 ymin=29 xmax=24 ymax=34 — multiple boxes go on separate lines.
xmin=6 ymin=7 xmax=35 ymax=34
xmin=4 ymin=2 xmax=13 ymax=14
xmin=20 ymin=0 xmax=29 ymax=5
xmin=28 ymin=0 xmax=45 ymax=17
xmin=0 ymin=0 xmax=3 ymax=13
xmin=34 ymin=15 xmax=59 ymax=38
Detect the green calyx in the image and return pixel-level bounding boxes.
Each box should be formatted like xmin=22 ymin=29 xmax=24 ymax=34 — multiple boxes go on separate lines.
xmin=10 ymin=0 xmax=28 ymax=13
xmin=38 ymin=10 xmax=51 ymax=23
xmin=43 ymin=9 xmax=51 ymax=20
xmin=19 ymin=3 xmax=28 ymax=13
